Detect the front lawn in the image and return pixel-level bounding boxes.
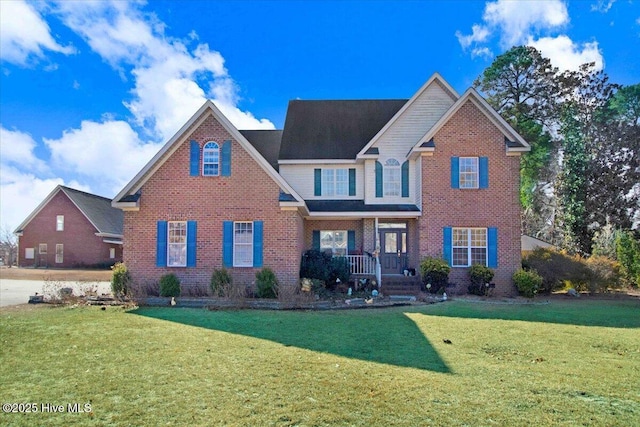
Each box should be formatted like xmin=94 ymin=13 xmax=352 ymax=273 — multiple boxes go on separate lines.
xmin=1 ymin=298 xmax=638 ymax=426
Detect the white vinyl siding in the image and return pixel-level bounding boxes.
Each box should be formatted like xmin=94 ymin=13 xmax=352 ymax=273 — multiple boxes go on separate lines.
xmin=279 ymin=164 xmax=364 ymax=199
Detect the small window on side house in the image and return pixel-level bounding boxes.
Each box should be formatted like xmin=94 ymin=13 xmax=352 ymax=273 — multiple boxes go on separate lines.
xmin=39 ymin=243 xmax=47 ymax=254
xmin=383 ymin=159 xmax=401 ymax=196
xmin=56 ymin=215 xmax=64 ymax=231
xmin=55 ymin=244 xmax=64 ymax=263
xmin=109 ymin=248 xmax=116 ymax=259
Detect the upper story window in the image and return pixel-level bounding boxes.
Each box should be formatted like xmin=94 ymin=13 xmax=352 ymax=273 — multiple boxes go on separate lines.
xmin=383 ymin=159 xmax=401 ymax=197
xmin=459 ymin=157 xmax=479 ymax=189
xmin=56 ymin=215 xmax=64 ymax=231
xmin=203 ymin=142 xmax=220 ymax=176
xmin=322 ymin=169 xmax=349 ymax=196
xmin=167 ymin=221 xmax=187 ymax=267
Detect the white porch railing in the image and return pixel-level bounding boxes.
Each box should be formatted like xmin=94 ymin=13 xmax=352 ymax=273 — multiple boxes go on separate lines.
xmin=345 ymin=255 xmax=376 ymax=275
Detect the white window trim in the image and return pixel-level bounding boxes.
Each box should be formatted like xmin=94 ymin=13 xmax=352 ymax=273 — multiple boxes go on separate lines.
xmin=25 ymin=248 xmax=35 ymax=259
xmin=321 ymin=168 xmax=349 ymax=197
xmin=56 ymin=215 xmax=64 ymax=231
xmin=55 ymin=244 xmax=63 ymax=264
xmin=383 ymin=159 xmax=401 ymax=197
xmin=167 ymin=221 xmax=187 ymax=267
xmin=203 ymin=141 xmax=220 ymax=177
xmin=452 ymin=227 xmax=487 ymax=267
xmin=233 ymin=221 xmax=254 ymax=267
xmin=320 ymin=230 xmax=348 ymax=256
xmin=459 ymin=157 xmax=479 ymax=189
xmin=39 ymin=243 xmax=47 ymax=254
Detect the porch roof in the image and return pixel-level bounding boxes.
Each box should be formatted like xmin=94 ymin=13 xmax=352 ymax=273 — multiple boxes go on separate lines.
xmin=306 ymin=200 xmax=420 ymax=212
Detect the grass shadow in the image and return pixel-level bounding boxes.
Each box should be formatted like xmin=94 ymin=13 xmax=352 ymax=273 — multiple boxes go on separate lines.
xmin=131 ymin=306 xmax=451 ymax=373
xmin=420 ymin=297 xmax=640 ymax=329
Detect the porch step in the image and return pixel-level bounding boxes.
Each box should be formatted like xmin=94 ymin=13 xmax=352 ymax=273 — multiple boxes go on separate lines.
xmin=381 ymin=276 xmax=422 ymax=296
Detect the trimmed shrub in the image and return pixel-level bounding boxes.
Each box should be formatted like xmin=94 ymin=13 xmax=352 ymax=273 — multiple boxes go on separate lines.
xmin=584 ymin=256 xmax=623 ymax=293
xmin=299 ymin=249 xmax=332 ymax=282
xmin=210 ymin=268 xmax=233 ymax=297
xmin=467 ymin=264 xmax=495 ymax=296
xmin=159 ymin=273 xmax=181 ymax=297
xmin=513 ymin=268 xmax=542 ymax=298
xmin=110 ymin=262 xmax=130 ymax=297
xmin=522 ymin=248 xmax=590 ymax=294
xmin=420 ymin=257 xmax=450 ymax=293
xmin=256 ymin=268 xmax=278 ymax=298
xmin=328 ymin=256 xmax=351 ymax=288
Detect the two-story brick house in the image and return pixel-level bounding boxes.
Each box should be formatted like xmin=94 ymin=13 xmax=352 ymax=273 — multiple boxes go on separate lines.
xmin=112 ymin=73 xmax=529 ymax=295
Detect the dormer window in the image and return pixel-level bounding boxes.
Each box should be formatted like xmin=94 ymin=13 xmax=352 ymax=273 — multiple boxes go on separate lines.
xmin=203 ymin=142 xmax=220 ymax=176
xmin=383 ymin=159 xmax=401 ymax=196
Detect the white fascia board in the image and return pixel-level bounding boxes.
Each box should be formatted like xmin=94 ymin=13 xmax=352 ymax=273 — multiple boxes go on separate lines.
xmin=112 ymin=100 xmax=304 ymax=206
xmin=278 ymin=159 xmax=358 ymax=165
xmin=356 ymin=73 xmax=459 ymax=159
xmin=305 ymin=211 xmax=421 ymax=219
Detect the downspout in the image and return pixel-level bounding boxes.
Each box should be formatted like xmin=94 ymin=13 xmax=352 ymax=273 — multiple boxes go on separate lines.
xmin=375 ymin=217 xmax=381 ymax=288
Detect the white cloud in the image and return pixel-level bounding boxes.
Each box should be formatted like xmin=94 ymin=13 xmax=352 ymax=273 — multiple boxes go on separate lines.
xmin=471 ymin=47 xmax=493 ymax=59
xmin=591 ymin=0 xmax=616 ymax=13
xmin=528 ymin=35 xmax=604 ymax=71
xmin=456 ymin=24 xmax=491 ymax=49
xmin=483 ymin=0 xmax=569 ymax=47
xmin=0 ymin=126 xmax=50 ymax=173
xmin=0 ymin=0 xmax=75 ymax=66
xmin=53 ymin=1 xmax=274 ymax=139
xmin=44 ymin=119 xmax=162 ymax=195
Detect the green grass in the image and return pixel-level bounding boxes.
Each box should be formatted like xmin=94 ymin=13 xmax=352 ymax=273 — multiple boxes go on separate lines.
xmin=1 ymin=298 xmax=638 ymax=426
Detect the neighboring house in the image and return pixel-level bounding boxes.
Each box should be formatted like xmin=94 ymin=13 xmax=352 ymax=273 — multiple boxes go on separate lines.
xmin=113 ymin=73 xmax=530 ymax=295
xmin=15 ymin=186 xmax=123 ymax=268
xmin=521 ymin=235 xmax=556 ymax=254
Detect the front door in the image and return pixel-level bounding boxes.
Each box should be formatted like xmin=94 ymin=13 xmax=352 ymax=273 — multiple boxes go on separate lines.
xmin=380 ymin=230 xmax=407 ymax=274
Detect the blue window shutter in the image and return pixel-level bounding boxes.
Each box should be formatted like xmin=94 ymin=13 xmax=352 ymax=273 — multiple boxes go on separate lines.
xmin=479 ymin=157 xmax=489 ymax=189
xmin=314 ymin=169 xmax=322 ymax=196
xmin=375 ymin=161 xmax=383 ymax=198
xmin=221 ymin=140 xmax=231 ymax=176
xmin=348 ymin=168 xmax=356 ymax=196
xmin=190 ymin=140 xmax=200 ymax=176
xmin=223 ymin=221 xmax=233 ymax=267
xmin=187 ymin=221 xmax=197 ymax=267
xmin=156 ymin=221 xmax=168 ymax=267
xmin=401 ymin=161 xmax=409 ymax=197
xmin=443 ymin=227 xmax=452 ymax=267
xmin=312 ymin=230 xmax=320 ymax=250
xmin=253 ymin=221 xmax=263 ymax=268
xmin=451 ymin=157 xmax=460 ymax=189
xmin=488 ymin=227 xmax=498 ymax=268
xmin=347 ymin=230 xmax=355 ymax=254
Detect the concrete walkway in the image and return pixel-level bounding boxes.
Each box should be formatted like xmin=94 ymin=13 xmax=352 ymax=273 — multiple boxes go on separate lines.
xmin=0 ymin=279 xmax=111 ymax=307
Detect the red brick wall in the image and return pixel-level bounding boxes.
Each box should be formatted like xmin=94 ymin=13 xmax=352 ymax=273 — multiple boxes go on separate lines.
xmin=18 ymin=191 xmax=122 ymax=268
xmin=123 ymin=114 xmax=304 ymax=292
xmin=419 ymin=100 xmax=522 ymax=296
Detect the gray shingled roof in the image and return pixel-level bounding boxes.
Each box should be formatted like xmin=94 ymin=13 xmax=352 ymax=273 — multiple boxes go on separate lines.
xmin=239 ymin=130 xmax=282 ymax=170
xmin=279 ymin=99 xmax=407 ymax=160
xmin=61 ymin=187 xmax=123 ymax=235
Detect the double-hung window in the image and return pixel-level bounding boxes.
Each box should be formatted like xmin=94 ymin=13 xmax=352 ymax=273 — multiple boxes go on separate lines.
xmin=168 ymin=221 xmax=187 ymax=267
xmin=452 ymin=228 xmax=487 ymax=267
xmin=56 ymin=215 xmax=64 ymax=231
xmin=203 ymin=142 xmax=220 ymax=176
xmin=459 ymin=157 xmax=479 ymax=189
xmin=321 ymin=169 xmax=349 ymax=196
xmin=234 ymin=222 xmax=253 ymax=267
xmin=383 ymin=159 xmax=401 ymax=196
xmin=320 ymin=231 xmax=347 ymax=256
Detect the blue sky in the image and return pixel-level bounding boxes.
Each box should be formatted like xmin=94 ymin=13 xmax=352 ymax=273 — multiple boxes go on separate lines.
xmin=1 ymin=0 xmax=639 ymax=232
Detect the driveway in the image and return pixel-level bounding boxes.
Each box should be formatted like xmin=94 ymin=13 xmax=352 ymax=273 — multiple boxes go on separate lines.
xmin=0 ymin=279 xmax=111 ymax=307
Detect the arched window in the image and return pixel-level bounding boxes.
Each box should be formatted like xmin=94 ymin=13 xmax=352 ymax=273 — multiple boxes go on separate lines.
xmin=383 ymin=158 xmax=401 ymax=196
xmin=203 ymin=142 xmax=220 ymax=176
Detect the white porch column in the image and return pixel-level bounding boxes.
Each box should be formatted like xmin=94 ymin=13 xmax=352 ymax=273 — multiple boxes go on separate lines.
xmin=375 ymin=217 xmax=381 ymax=288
